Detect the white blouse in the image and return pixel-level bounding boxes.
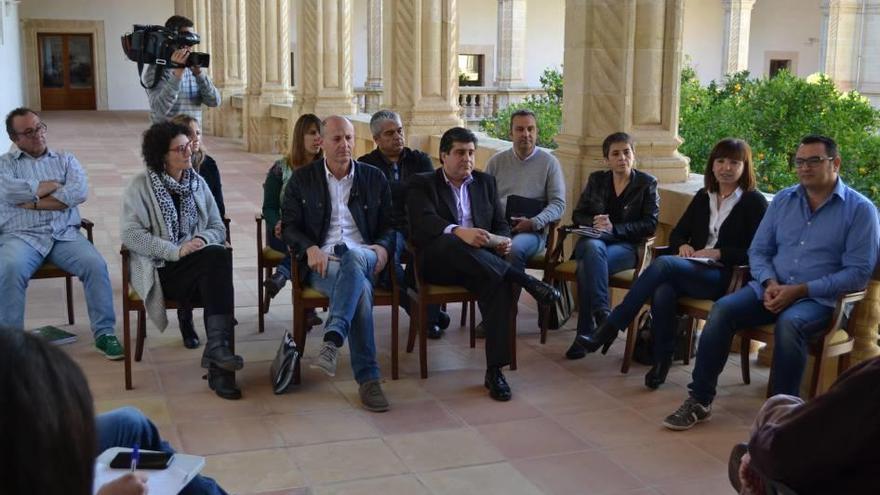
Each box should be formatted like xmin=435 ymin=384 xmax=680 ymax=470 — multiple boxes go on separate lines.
xmin=706 ymin=187 xmax=742 ymax=248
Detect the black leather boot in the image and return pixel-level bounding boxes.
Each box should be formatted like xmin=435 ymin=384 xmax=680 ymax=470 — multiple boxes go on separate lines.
xmin=202 ymin=314 xmax=244 ymax=371
xmin=645 ymin=355 xmax=673 ymax=390
xmin=207 ymin=366 xmax=241 ymax=400
xmin=177 ymin=308 xmax=200 ymax=349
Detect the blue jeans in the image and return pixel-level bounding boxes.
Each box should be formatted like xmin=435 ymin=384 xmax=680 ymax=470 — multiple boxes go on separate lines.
xmin=308 ymin=246 xmax=380 ymax=384
xmin=506 ymin=232 xmax=545 ymax=272
xmin=0 ymin=234 xmax=115 ymax=339
xmin=96 ymin=407 xmax=227 ymax=495
xmin=607 ymin=256 xmax=728 ymax=363
xmin=688 ymin=286 xmax=832 ymax=404
xmin=572 ymin=237 xmax=637 ymax=335
xmin=267 ymin=233 xmax=291 ymax=280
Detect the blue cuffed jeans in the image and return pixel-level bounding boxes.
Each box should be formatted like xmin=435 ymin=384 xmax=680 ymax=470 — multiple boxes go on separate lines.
xmin=0 ymin=234 xmax=115 ymax=339
xmin=506 ymin=232 xmax=545 ymax=272
xmin=688 ymin=286 xmax=832 ymax=405
xmin=572 ymin=237 xmax=637 ymax=335
xmin=606 ymin=255 xmax=728 ymax=363
xmin=308 ymin=245 xmax=381 ymax=384
xmin=96 ymin=407 xmax=228 ymax=495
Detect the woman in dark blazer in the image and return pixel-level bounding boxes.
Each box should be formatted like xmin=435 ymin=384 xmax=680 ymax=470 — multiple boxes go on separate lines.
xmin=581 ymin=138 xmax=768 ymax=389
xmin=566 ymin=132 xmax=660 ymax=360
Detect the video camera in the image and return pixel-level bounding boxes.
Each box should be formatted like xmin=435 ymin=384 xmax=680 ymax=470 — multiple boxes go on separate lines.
xmin=121 ymin=24 xmax=210 ymax=88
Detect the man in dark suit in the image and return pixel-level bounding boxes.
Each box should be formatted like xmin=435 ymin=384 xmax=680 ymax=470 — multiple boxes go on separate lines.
xmin=406 ymin=127 xmax=561 ymax=401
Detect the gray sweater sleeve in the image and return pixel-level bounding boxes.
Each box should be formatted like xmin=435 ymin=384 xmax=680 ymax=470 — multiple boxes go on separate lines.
xmin=195 ymin=72 xmax=221 ymax=108
xmin=533 ymin=154 xmax=566 ymax=230
xmin=120 ymin=174 xmax=181 ymax=262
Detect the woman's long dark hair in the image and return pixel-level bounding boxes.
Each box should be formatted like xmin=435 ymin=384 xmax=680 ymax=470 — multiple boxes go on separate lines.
xmin=0 ymin=330 xmax=96 ymax=495
xmin=286 ymin=113 xmax=323 ymax=169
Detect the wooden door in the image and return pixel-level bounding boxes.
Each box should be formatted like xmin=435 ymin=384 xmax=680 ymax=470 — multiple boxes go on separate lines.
xmin=38 ymin=33 xmax=97 ymax=110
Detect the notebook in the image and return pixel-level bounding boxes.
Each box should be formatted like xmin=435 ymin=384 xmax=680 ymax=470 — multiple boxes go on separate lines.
xmin=30 ymin=325 xmax=78 ymax=345
xmin=505 ymin=195 xmax=546 ymax=222
xmin=93 ymin=447 xmax=205 ymax=495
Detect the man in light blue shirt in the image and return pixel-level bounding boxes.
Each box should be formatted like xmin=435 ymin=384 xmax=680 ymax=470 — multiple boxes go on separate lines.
xmin=664 ymin=135 xmax=879 ymax=431
xmin=0 ymin=108 xmax=122 ymax=359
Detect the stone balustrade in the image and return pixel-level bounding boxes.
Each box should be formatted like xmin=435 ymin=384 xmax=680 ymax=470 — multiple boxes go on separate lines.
xmin=457 ymin=87 xmax=546 ymax=123
xmin=352 ymin=87 xmax=384 ymax=114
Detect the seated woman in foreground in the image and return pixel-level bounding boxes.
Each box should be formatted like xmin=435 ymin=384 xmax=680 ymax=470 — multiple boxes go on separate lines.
xmin=121 ymin=122 xmax=243 ymax=400
xmin=580 ymin=138 xmax=768 ymax=388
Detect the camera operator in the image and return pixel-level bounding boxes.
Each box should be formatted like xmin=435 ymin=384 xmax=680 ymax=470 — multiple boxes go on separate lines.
xmin=144 ymin=15 xmax=220 ymax=124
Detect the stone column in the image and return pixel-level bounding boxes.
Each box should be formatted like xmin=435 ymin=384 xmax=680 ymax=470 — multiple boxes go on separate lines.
xmin=495 ymin=0 xmax=527 ymax=107
xmin=820 ymin=0 xmax=861 ymax=91
xmin=296 ymin=0 xmax=356 ymax=117
xmin=384 ymin=0 xmax=462 ymax=150
xmin=210 ymin=0 xmax=247 ymax=138
xmin=555 ymin=0 xmax=688 ymax=220
xmin=720 ymin=0 xmax=756 ymax=75
xmin=244 ymin=0 xmax=293 ymax=153
xmin=175 ymin=0 xmax=217 ymax=134
xmin=364 ymin=0 xmax=383 ymax=113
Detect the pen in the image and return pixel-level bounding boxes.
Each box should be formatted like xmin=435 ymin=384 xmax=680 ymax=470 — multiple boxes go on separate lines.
xmin=130 ymin=444 xmax=139 ymax=472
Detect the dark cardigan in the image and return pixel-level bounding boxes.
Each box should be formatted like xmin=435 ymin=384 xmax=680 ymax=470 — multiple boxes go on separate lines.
xmin=668 ymin=188 xmax=768 ymax=266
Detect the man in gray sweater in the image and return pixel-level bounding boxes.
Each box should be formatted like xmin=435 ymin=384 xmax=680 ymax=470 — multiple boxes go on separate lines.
xmin=483 ymin=109 xmax=566 ymax=332
xmin=486 ymin=109 xmax=566 ymax=272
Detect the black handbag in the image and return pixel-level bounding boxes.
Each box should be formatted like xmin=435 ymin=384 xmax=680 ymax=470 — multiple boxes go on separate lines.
xmin=538 ymin=279 xmax=574 ymax=330
xmin=632 ymin=312 xmax=695 ymax=365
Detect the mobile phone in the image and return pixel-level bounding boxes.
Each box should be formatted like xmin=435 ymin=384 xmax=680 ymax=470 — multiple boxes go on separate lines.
xmin=109 ymin=451 xmax=174 ymax=470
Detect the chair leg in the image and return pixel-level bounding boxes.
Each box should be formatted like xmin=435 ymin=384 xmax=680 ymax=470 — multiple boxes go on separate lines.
xmin=257 ymin=264 xmax=266 ymax=334
xmin=406 ymin=297 xmax=418 ymax=353
xmin=469 ymin=300 xmax=476 ymax=340
xmin=460 ymin=301 xmax=468 ymax=327
xmin=621 ymin=316 xmax=638 ymax=374
xmin=509 ymin=298 xmax=518 ymax=371
xmin=740 ymin=336 xmax=751 ymax=385
xmin=808 ymin=354 xmax=825 ymax=399
xmin=469 ymin=300 xmax=476 ymax=349
xmin=765 ymin=362 xmax=774 ymax=398
xmin=419 ymin=297 xmax=428 ymax=379
xmin=65 ymin=275 xmax=75 ymax=324
xmin=135 ymin=310 xmax=146 ymax=362
xmin=391 ymin=298 xmax=400 ymax=380
xmin=838 ymin=352 xmax=852 ymax=375
xmin=123 ymin=308 xmax=132 ymax=390
xmin=682 ymin=317 xmax=697 ymax=365
xmin=292 ymin=305 xmax=307 ymax=386
xmin=538 ymin=300 xmax=549 ymax=344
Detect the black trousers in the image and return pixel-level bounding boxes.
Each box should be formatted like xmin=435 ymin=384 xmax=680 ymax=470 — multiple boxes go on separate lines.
xmin=158 ymin=245 xmax=234 ymax=318
xmin=420 ymin=234 xmax=513 ymax=368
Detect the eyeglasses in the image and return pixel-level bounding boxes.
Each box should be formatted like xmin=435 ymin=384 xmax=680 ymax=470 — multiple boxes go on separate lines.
xmin=14 ymin=122 xmax=47 ymax=139
xmin=793 ymin=156 xmax=833 ymax=169
xmin=168 ymin=143 xmax=193 ymax=155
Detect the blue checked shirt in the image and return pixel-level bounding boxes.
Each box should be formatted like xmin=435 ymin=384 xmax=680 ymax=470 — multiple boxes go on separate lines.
xmin=145 ymin=65 xmax=221 ymax=124
xmin=0 ymin=149 xmax=87 ymax=256
xmin=747 ymin=179 xmax=879 ymax=308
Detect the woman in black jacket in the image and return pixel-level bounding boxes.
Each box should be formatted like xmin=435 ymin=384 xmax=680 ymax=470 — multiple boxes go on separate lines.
xmin=566 ymin=132 xmax=660 ymax=360
xmin=581 ymin=138 xmax=768 ymax=389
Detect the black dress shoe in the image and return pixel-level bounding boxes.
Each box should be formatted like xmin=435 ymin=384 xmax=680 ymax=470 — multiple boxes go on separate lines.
xmin=426 ymin=325 xmax=444 ymax=339
xmin=484 ymin=367 xmax=512 ymax=401
xmin=521 ymin=277 xmax=562 ymax=306
xmin=577 ymin=321 xmax=619 ymax=355
xmin=437 ymin=310 xmax=451 ymax=330
xmin=177 ymin=308 xmax=200 ymax=349
xmin=645 ymin=356 xmax=673 ymax=390
xmin=264 ymin=271 xmax=288 ymax=299
xmin=565 ymin=334 xmax=586 ymax=360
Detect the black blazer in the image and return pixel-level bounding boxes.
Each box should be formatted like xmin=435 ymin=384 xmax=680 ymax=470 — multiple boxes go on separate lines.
xmin=668 ymin=188 xmax=768 ymax=266
xmin=358 ymin=146 xmax=434 ymax=235
xmin=281 ymin=159 xmax=394 ymax=282
xmin=406 ymin=168 xmax=511 ymax=249
xmin=572 ymin=169 xmax=660 ymax=242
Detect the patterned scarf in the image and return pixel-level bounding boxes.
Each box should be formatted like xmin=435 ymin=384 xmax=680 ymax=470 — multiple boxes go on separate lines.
xmin=148 ymin=168 xmax=200 ymax=245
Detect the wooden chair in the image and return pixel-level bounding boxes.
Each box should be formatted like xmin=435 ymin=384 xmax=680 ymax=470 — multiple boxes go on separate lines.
xmin=540 ymin=225 xmax=655 ymax=373
xmin=289 ymin=247 xmax=400 ymax=384
xmin=30 ymin=218 xmax=94 ymax=324
xmin=403 ymin=242 xmax=516 ymax=379
xmin=256 ymin=213 xmax=285 ymax=333
xmin=738 ymin=289 xmax=866 ymax=399
xmin=121 ymin=218 xmax=231 ymax=390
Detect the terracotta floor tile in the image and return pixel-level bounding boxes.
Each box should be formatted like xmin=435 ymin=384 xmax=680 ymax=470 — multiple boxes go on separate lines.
xmin=417 ymin=462 xmax=543 ymax=495
xmin=519 ymin=381 xmax=626 ymax=416
xmin=177 ymin=416 xmax=285 ymax=455
xmin=93 ymin=397 xmax=172 ymax=426
xmin=440 ymin=393 xmax=544 ymax=426
xmin=385 ymin=427 xmax=504 ymax=472
xmin=366 ymin=399 xmax=463 ymax=435
xmin=290 ymin=438 xmax=407 ymax=484
xmin=333 ymin=377 xmax=433 ymax=406
xmin=202 ymin=448 xmax=306 ymax=494
xmin=476 ymin=417 xmax=592 ymax=459
xmin=604 ymin=439 xmax=726 ymax=485
xmin=654 ymin=475 xmax=733 ymax=495
xmin=268 ymin=410 xmax=379 ymax=446
xmin=312 ymin=475 xmax=430 ymax=495
xmin=554 ymin=408 xmax=678 ymax=449
xmin=166 ymin=390 xmax=269 ymax=422
xmin=512 ymin=450 xmax=645 ymax=495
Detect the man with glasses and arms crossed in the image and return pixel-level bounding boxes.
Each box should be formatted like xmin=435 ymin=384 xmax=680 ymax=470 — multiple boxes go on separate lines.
xmin=0 ymin=107 xmax=123 ymax=359
xmin=663 ymin=135 xmax=878 ymax=431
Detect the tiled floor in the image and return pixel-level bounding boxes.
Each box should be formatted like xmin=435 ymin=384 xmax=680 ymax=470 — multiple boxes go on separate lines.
xmin=24 ymin=111 xmax=773 ymax=494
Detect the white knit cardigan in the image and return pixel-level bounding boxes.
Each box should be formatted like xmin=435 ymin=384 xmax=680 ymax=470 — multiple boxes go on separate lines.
xmin=120 ymin=171 xmax=226 ymax=330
